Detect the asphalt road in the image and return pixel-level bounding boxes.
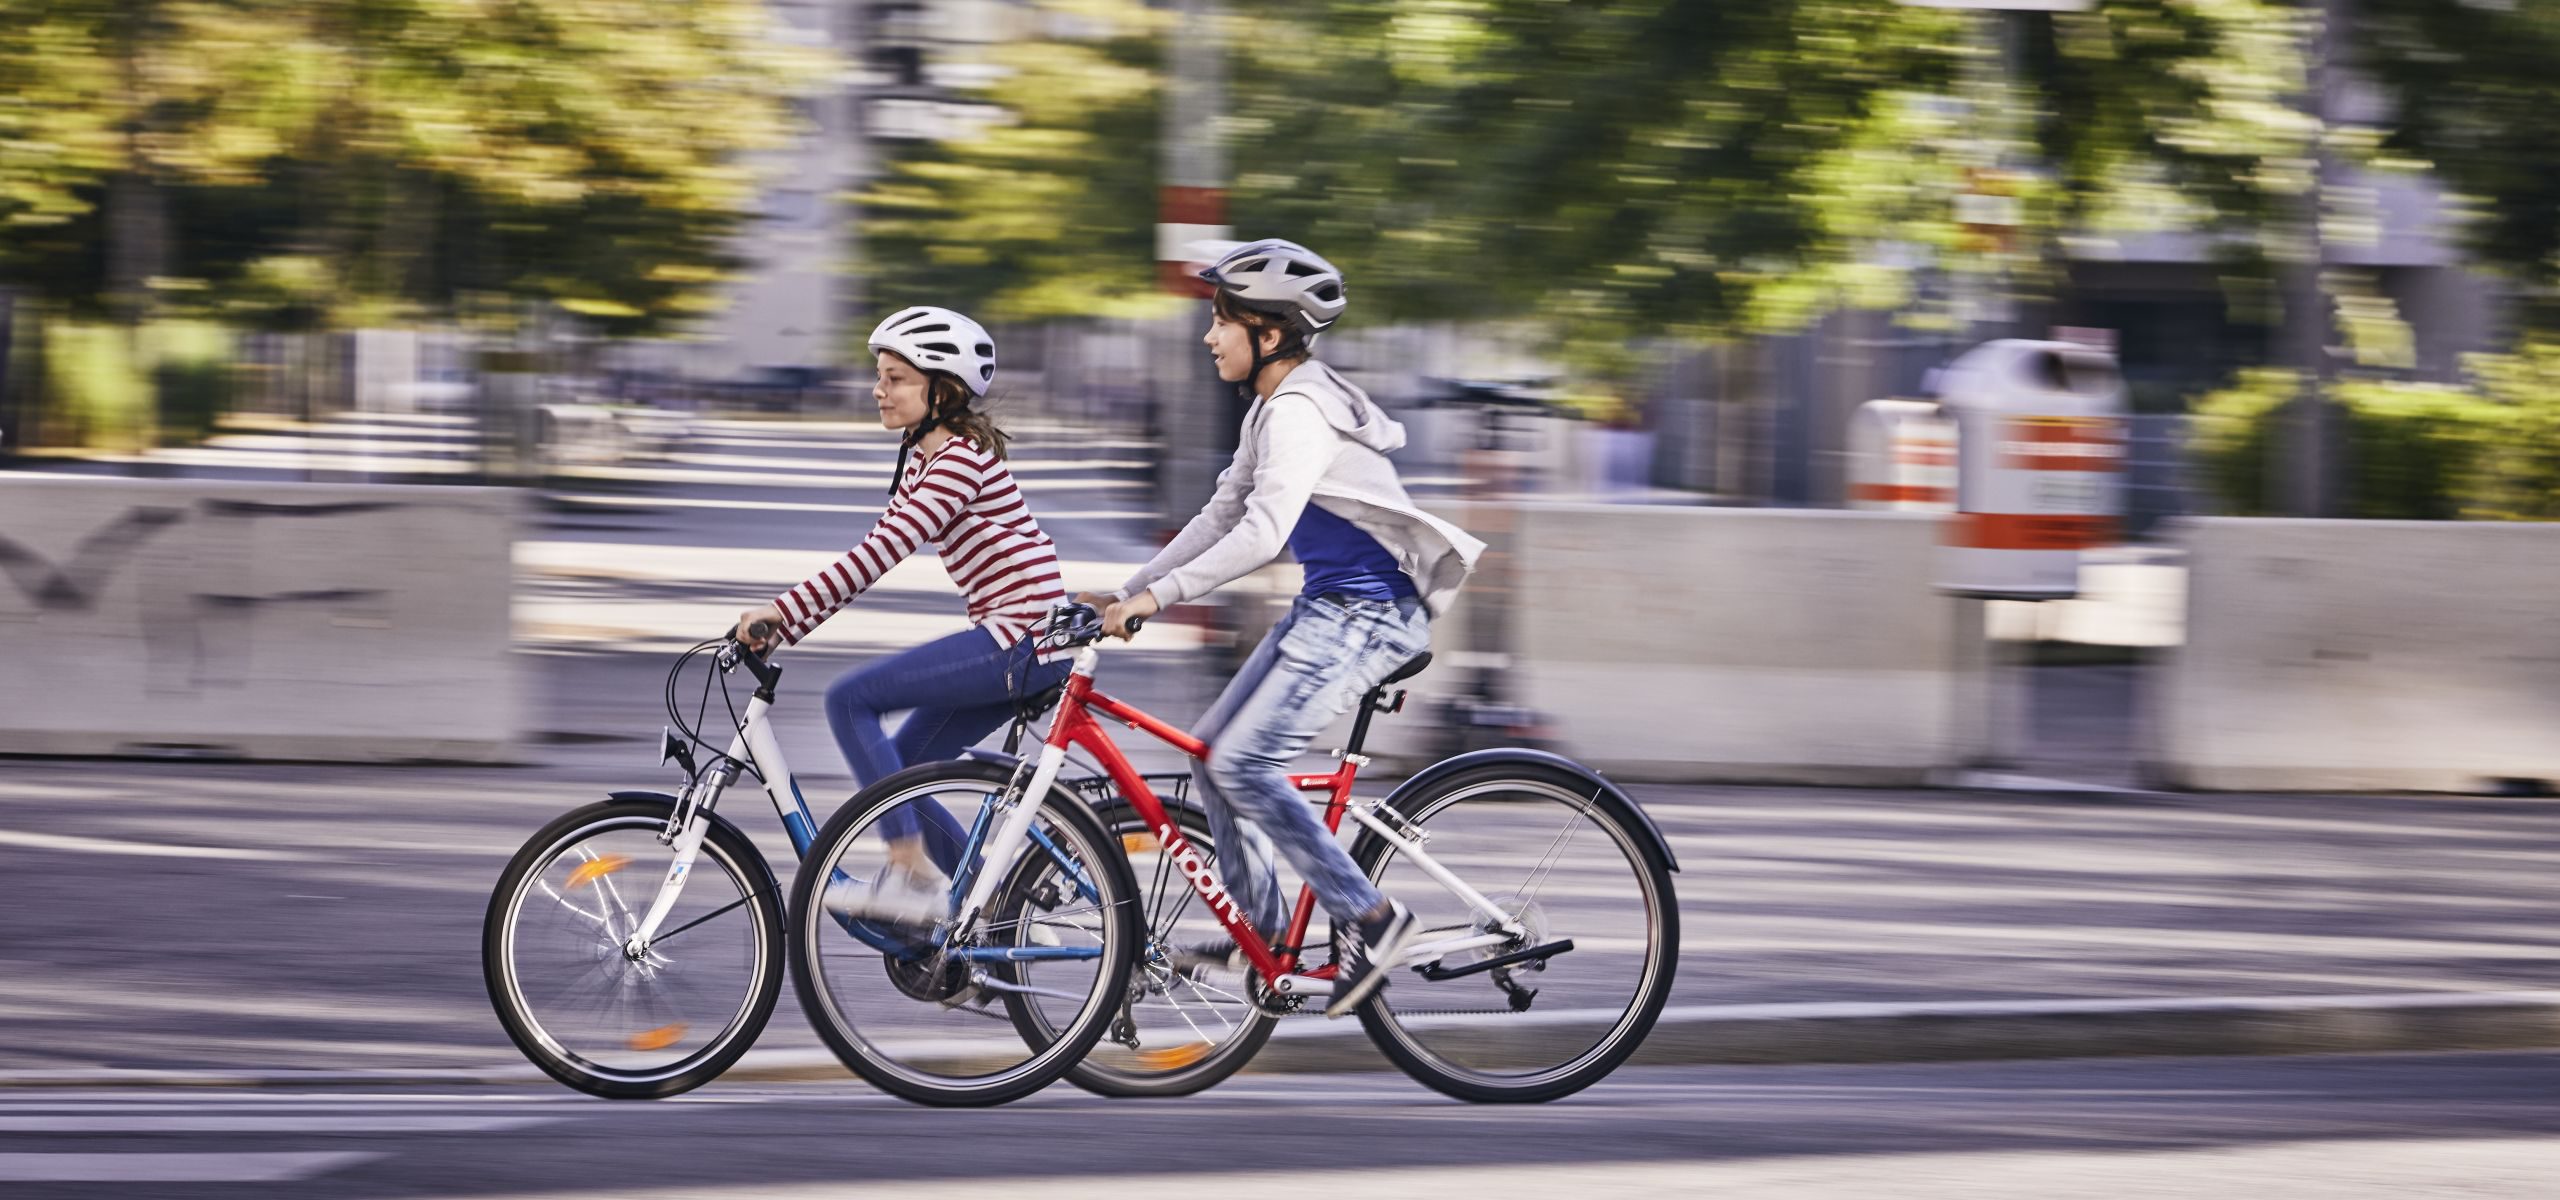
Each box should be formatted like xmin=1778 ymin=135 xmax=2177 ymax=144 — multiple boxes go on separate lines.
xmin=5 ymin=1054 xmax=2558 ymax=1198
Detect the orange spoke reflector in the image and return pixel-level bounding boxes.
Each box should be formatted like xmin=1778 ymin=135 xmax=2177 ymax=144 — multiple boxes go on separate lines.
xmin=1121 ymin=833 xmax=1160 ymax=854
xmin=567 ymin=855 xmax=632 ymax=890
xmin=1136 ymin=1043 xmax=1212 ymax=1070
xmin=628 ymin=1024 xmax=688 ymax=1052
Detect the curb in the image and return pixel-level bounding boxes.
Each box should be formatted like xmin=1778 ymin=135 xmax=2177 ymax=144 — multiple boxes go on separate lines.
xmin=9 ymin=991 xmax=2560 ymax=1090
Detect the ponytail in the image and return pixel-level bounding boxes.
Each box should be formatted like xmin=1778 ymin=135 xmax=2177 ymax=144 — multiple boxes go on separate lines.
xmin=929 ymin=373 xmax=1008 ymax=460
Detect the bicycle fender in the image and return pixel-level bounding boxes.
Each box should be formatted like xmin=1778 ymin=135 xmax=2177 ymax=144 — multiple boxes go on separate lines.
xmin=1377 ymin=748 xmax=1680 ymax=873
xmin=957 ymin=748 xmax=1023 ymax=772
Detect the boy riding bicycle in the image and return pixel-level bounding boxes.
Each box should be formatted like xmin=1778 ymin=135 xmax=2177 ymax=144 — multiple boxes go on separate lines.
xmin=1091 ymin=239 xmax=1483 ymax=1016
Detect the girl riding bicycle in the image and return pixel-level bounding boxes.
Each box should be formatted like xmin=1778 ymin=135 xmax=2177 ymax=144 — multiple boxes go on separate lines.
xmin=1092 ymin=239 xmax=1484 ymax=1016
xmin=734 ymin=307 xmax=1071 ymax=924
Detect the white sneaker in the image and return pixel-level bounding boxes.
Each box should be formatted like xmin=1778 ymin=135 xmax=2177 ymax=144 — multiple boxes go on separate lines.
xmin=825 ymin=863 xmax=953 ymax=927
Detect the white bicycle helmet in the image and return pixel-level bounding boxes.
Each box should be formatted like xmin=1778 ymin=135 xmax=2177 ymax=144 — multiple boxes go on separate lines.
xmin=868 ymin=306 xmax=996 ymax=396
xmin=1199 ymin=239 xmax=1346 ymax=338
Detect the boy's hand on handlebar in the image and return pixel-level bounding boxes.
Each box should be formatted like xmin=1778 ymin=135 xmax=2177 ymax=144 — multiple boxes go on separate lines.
xmin=1101 ymin=592 xmax=1158 ymax=640
xmin=734 ymin=606 xmax=784 ymax=652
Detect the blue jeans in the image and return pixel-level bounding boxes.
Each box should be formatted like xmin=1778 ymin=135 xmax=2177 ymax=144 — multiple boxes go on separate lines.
xmin=824 ymin=627 xmax=1072 ymax=876
xmin=1192 ymin=593 xmax=1433 ymax=929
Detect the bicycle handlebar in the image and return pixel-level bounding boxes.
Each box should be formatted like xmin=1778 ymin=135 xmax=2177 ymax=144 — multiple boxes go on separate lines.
xmin=1043 ymin=602 xmax=1143 ymax=650
xmin=719 ymin=622 xmax=784 ymax=691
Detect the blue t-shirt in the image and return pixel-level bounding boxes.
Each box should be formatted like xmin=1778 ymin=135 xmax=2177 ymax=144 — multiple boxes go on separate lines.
xmin=1290 ymin=502 xmax=1419 ymax=602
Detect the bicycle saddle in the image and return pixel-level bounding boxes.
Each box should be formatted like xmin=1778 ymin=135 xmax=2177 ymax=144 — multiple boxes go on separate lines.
xmin=1380 ymin=651 xmax=1433 ymax=686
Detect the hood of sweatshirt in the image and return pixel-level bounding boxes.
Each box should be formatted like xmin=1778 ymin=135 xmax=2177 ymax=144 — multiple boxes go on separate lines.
xmin=1273 ymin=361 xmax=1405 ymax=457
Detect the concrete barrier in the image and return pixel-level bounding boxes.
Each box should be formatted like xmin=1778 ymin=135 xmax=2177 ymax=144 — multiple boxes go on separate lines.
xmin=0 ymin=475 xmax=519 ymax=762
xmin=1509 ymin=505 xmax=1985 ymax=784
xmin=2147 ymin=518 xmax=2560 ymax=792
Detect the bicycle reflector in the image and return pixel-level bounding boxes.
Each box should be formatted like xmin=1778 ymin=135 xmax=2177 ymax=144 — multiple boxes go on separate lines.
xmin=566 ymin=855 xmax=631 ymax=890
xmin=627 ymin=1024 xmax=688 ymax=1052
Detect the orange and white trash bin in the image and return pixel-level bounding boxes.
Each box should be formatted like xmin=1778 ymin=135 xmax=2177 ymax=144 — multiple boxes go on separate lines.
xmin=1932 ymin=340 xmax=2126 ymax=600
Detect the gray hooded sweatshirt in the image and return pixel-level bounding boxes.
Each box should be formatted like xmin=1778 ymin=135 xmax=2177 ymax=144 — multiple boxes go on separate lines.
xmin=1118 ymin=360 xmax=1485 ymax=618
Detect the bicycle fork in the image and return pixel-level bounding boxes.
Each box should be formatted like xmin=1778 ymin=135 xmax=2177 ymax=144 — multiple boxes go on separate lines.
xmin=623 ymin=693 xmax=809 ymax=959
xmin=949 ymin=736 xmax=1074 ymax=938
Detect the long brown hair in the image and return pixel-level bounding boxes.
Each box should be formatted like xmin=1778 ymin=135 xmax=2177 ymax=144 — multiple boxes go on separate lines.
xmin=925 ymin=371 xmax=1008 ymax=460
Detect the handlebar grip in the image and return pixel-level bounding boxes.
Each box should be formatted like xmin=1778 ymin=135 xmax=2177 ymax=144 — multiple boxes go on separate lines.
xmin=1122 ymin=614 xmax=1145 ymax=637
xmin=746 ymin=620 xmax=775 ymax=643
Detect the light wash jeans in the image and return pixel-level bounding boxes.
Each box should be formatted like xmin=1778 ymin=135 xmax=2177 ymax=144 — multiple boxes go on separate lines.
xmin=1191 ymin=593 xmax=1432 ymax=930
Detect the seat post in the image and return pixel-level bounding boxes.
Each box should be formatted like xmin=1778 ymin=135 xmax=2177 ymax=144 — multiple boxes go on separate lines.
xmin=1345 ymin=690 xmax=1383 ymax=757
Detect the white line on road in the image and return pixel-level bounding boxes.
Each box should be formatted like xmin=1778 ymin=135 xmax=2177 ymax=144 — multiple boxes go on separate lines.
xmin=0 ymin=1115 xmax=560 ymax=1133
xmin=0 ymin=829 xmax=311 ymax=861
xmin=0 ymin=1151 xmax=381 ymax=1183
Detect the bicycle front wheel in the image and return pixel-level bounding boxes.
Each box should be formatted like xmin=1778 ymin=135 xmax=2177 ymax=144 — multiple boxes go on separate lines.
xmin=483 ymin=798 xmax=784 ymax=1099
xmin=787 ymin=760 xmax=1141 ymax=1107
xmin=1350 ymin=763 xmax=1679 ymax=1103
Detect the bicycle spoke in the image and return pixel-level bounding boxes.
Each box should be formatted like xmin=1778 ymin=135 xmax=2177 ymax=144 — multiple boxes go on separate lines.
xmin=651 ymin=890 xmax=762 ymax=947
xmin=534 ymin=879 xmax=613 ymax=929
xmin=1514 ymin=788 xmax=1602 ymax=902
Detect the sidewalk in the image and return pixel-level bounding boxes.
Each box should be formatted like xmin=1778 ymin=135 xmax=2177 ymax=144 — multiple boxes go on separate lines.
xmin=5 ymin=650 xmax=2558 ymax=1084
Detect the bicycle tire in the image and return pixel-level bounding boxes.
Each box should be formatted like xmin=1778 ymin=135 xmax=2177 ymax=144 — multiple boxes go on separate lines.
xmin=483 ymin=798 xmax=785 ymax=1100
xmin=1348 ymin=762 xmax=1679 ymax=1103
xmin=786 ymin=759 xmax=1142 ymax=1107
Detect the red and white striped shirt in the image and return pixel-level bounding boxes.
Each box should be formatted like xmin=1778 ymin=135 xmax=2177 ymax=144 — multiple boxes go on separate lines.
xmin=771 ymin=437 xmax=1067 ymax=651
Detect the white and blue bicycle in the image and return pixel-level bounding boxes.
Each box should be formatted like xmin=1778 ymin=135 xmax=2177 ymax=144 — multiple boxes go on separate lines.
xmin=480 ymin=621 xmax=1139 ymax=1100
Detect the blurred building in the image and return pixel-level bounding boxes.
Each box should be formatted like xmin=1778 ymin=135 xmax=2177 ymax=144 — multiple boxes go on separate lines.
xmin=681 ymin=0 xmax=1021 ymax=386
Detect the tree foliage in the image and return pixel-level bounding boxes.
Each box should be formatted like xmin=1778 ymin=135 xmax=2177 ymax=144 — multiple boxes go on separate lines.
xmin=0 ymin=0 xmax=825 ymax=334
xmin=2360 ymin=0 xmax=2560 ymax=315
xmin=861 ymin=0 xmax=2311 ymax=373
xmin=860 ymin=0 xmax=1171 ymax=322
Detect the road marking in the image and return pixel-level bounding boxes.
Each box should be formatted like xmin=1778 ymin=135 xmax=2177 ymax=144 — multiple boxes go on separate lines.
xmin=0 ymin=829 xmax=309 ymax=861
xmin=0 ymin=1115 xmax=560 ymax=1133
xmin=0 ymin=1151 xmax=380 ymax=1182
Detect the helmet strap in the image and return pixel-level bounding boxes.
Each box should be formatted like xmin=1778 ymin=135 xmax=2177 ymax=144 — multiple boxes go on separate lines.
xmin=1238 ymin=324 xmax=1279 ymax=405
xmin=890 ymin=385 xmax=950 ymax=495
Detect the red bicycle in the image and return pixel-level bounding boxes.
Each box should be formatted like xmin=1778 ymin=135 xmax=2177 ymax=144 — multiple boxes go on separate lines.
xmin=786 ymin=603 xmax=1681 ymax=1105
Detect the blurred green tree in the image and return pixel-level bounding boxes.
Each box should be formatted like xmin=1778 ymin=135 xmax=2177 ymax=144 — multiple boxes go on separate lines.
xmin=860 ymin=0 xmax=2311 ymax=382
xmin=2360 ymin=0 xmax=2560 ymax=331
xmin=858 ymin=0 xmax=1172 ymax=322
xmin=0 ymin=0 xmax=824 ymax=335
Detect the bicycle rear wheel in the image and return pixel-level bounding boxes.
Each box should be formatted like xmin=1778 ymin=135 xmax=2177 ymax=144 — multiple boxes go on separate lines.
xmin=787 ymin=760 xmax=1140 ymax=1107
xmin=1349 ymin=763 xmax=1678 ymax=1103
xmin=1008 ymin=796 xmax=1280 ymax=1097
xmin=483 ymin=798 xmax=783 ymax=1099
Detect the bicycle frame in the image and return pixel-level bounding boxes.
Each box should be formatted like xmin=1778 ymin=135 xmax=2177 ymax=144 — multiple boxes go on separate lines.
xmin=626 ymin=649 xmax=1100 ymax=969
xmin=955 ymin=642 xmax=1529 ymax=999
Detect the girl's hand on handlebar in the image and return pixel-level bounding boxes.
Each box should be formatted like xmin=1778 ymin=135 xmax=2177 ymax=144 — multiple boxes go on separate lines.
xmin=735 ymin=606 xmax=784 ymax=652
xmin=1101 ymin=592 xmax=1158 ymax=640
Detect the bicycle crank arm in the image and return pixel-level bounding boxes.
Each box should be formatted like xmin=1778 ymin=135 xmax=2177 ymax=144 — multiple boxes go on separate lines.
xmin=1411 ymin=938 xmax=1576 ymax=982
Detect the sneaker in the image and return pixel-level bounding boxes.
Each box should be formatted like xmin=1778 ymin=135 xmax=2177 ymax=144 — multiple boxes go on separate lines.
xmin=825 ymin=863 xmax=953 ymax=927
xmin=1324 ymin=900 xmax=1417 ymax=1018
xmin=1168 ymin=938 xmax=1244 ymax=975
